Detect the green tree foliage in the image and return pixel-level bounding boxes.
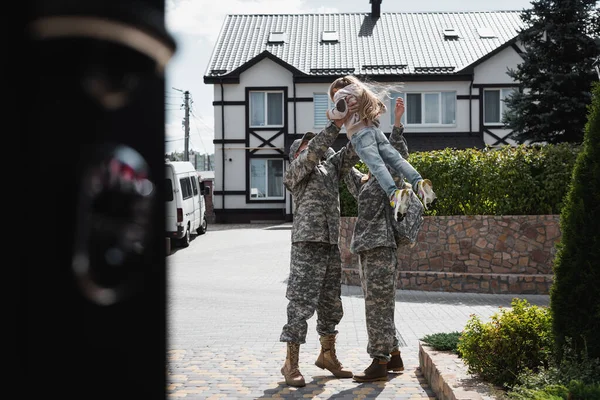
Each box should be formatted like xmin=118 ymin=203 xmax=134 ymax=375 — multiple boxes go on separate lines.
xmin=550 ymin=82 xmax=600 ymax=362
xmin=504 ymin=0 xmax=600 ymax=144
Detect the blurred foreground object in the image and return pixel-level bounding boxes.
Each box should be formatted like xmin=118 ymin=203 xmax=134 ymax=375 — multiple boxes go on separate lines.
xmin=25 ymin=1 xmax=176 ymax=398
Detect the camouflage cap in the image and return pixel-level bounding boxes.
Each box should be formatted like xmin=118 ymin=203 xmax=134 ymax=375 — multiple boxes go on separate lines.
xmin=289 ymin=131 xmax=316 ymax=157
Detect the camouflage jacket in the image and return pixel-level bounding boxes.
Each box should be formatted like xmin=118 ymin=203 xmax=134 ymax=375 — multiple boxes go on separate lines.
xmin=285 ymin=121 xmax=359 ymax=244
xmin=344 ymin=125 xmax=423 ymax=253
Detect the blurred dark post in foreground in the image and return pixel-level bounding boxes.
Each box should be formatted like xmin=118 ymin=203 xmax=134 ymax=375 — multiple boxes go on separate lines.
xmin=24 ymin=1 xmax=176 ymax=398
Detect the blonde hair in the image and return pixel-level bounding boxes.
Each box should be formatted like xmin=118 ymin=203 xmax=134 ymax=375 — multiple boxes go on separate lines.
xmin=329 ymin=75 xmax=399 ymax=127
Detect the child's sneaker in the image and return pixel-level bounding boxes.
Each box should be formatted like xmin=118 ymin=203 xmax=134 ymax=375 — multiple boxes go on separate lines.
xmin=416 ymin=179 xmax=436 ymax=209
xmin=389 ymin=188 xmax=411 ymax=221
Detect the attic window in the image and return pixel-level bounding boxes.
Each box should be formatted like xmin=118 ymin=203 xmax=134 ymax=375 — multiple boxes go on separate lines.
xmin=268 ymin=32 xmax=287 ymax=43
xmin=477 ymin=27 xmax=497 ymax=38
xmin=443 ymin=28 xmax=459 ymax=39
xmin=322 ymin=31 xmax=339 ymax=43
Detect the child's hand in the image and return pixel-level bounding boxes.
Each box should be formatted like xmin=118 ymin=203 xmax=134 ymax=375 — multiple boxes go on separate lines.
xmin=347 ymin=96 xmax=359 ymax=114
xmin=394 ymin=97 xmax=405 ymax=123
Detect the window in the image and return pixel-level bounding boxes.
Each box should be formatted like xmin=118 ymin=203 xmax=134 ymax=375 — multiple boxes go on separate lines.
xmin=268 ymin=32 xmax=287 ymax=43
xmin=250 ymin=91 xmax=284 ymax=127
xmin=179 ymin=177 xmax=192 ymax=200
xmin=250 ymin=159 xmax=284 ymax=199
xmin=191 ymin=177 xmax=198 ymax=195
xmin=322 ymin=31 xmax=339 ymax=42
xmin=391 ymin=92 xmax=456 ymax=126
xmin=443 ymin=28 xmax=459 ymax=39
xmin=484 ymin=88 xmax=516 ymax=125
xmin=165 ymin=179 xmax=174 ymax=202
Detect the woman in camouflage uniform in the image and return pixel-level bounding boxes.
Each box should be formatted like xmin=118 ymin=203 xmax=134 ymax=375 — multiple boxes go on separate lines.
xmin=279 ymin=101 xmax=360 ymax=387
xmin=344 ymin=97 xmax=424 ymax=382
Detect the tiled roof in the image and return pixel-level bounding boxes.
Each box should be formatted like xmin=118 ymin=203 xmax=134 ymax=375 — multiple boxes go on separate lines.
xmin=205 ymin=11 xmax=525 ymax=79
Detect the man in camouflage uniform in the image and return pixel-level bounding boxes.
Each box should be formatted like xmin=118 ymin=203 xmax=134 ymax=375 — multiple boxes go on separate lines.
xmin=344 ymin=98 xmax=424 ymax=382
xmin=280 ymin=110 xmax=359 ymax=387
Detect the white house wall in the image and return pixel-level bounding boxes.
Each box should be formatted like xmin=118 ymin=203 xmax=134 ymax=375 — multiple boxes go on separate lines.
xmin=473 ymin=44 xmax=523 ymax=147
xmin=473 ymin=45 xmax=522 ymax=85
xmin=241 ymin=59 xmax=293 ymax=87
xmin=212 ymin=59 xmax=292 ymax=213
xmin=212 ymin=147 xmax=244 ymax=196
xmin=211 ymin=85 xmax=244 ymax=141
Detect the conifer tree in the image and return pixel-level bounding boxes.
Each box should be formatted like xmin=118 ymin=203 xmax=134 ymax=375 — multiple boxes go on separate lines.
xmin=550 ymin=81 xmax=600 ymax=361
xmin=504 ymin=0 xmax=600 ymax=144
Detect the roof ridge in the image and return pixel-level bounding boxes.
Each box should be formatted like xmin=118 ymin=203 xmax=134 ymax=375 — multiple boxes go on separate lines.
xmin=224 ymin=10 xmax=523 ymax=17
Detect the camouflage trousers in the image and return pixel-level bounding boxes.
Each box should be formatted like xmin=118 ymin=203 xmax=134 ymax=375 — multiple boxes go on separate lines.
xmin=280 ymin=242 xmax=343 ymax=344
xmin=358 ymin=246 xmax=400 ymax=361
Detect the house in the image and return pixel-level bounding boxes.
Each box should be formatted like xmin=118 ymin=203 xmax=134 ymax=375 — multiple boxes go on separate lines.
xmin=203 ymin=1 xmax=527 ymax=223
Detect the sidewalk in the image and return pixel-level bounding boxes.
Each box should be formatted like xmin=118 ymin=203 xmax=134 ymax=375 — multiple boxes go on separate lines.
xmin=166 ymin=224 xmax=550 ymax=399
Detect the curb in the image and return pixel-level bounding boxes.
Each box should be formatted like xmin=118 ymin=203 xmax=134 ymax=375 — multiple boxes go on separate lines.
xmin=418 ymin=342 xmax=502 ymax=400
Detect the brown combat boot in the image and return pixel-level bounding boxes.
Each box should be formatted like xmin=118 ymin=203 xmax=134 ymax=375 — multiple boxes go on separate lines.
xmin=314 ymin=334 xmax=353 ymax=378
xmin=281 ymin=342 xmax=306 ymax=387
xmin=353 ymin=358 xmax=388 ymax=382
xmin=387 ymin=350 xmax=404 ymax=372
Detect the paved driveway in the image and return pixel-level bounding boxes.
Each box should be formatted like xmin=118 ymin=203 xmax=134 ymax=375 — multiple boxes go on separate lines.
xmin=167 ymin=223 xmax=549 ymax=399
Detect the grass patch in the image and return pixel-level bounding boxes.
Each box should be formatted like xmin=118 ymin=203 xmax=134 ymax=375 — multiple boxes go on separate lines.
xmin=421 ymin=331 xmax=462 ymax=354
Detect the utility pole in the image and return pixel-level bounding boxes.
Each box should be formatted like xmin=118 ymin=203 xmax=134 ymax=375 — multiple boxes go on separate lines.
xmin=172 ymin=87 xmax=190 ymax=161
xmin=183 ymin=90 xmax=190 ymax=161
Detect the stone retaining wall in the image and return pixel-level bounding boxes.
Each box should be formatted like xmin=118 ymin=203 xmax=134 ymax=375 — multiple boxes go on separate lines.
xmin=339 ymin=215 xmax=560 ymax=294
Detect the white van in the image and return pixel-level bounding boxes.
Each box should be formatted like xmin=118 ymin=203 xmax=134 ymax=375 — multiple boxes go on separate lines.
xmin=165 ymin=161 xmax=208 ymax=247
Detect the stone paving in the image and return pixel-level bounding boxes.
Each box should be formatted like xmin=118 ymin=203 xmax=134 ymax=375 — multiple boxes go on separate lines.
xmin=166 ymin=223 xmax=550 ymax=399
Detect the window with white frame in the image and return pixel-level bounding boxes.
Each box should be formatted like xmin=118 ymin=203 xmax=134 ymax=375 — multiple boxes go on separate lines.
xmin=249 ymin=91 xmax=284 ymax=127
xmin=250 ymin=158 xmax=284 ymax=199
xmin=389 ymin=91 xmax=456 ymax=125
xmin=484 ymin=88 xmax=516 ymax=125
xmin=391 ymin=92 xmax=456 ymax=126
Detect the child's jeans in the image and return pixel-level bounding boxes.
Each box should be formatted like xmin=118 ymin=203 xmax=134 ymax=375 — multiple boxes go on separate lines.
xmin=350 ymin=126 xmax=423 ymax=199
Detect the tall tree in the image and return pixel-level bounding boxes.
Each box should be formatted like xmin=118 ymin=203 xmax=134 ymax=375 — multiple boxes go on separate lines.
xmin=550 ymin=81 xmax=600 ymax=361
xmin=504 ymin=0 xmax=600 ymax=144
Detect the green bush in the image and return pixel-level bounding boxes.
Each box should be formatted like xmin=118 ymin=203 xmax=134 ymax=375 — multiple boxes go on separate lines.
xmin=507 ymin=383 xmax=568 ymax=400
xmin=420 ymin=331 xmax=462 ymax=354
xmin=339 ymin=143 xmax=580 ymax=217
xmin=567 ymin=380 xmax=600 ymax=399
xmin=457 ymin=298 xmax=553 ymax=388
xmin=508 ymin=337 xmax=600 ymax=399
xmin=508 ymin=380 xmax=600 ymax=400
xmin=550 ymin=82 xmax=600 ymax=363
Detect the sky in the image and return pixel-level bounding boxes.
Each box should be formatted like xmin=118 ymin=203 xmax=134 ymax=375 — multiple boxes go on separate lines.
xmin=164 ymin=0 xmax=535 ymax=154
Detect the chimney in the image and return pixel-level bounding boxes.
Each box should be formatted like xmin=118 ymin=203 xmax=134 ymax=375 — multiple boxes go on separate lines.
xmin=370 ymin=0 xmax=382 ymax=19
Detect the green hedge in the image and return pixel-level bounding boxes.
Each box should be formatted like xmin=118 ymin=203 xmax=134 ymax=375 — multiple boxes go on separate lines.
xmin=340 ymin=143 xmax=581 ymax=217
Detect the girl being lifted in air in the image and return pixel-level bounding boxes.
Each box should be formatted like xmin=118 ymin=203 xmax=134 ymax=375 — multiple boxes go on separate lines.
xmin=327 ymin=75 xmax=436 ymax=220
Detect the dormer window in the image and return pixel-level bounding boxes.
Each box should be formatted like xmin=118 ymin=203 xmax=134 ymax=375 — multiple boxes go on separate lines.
xmin=322 ymin=31 xmax=339 ymax=43
xmin=268 ymin=32 xmax=287 ymax=43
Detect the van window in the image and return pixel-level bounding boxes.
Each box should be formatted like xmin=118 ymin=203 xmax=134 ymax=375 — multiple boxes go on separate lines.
xmin=180 ymin=177 xmax=193 ymax=200
xmin=166 ymin=179 xmax=174 ymax=201
xmin=191 ymin=177 xmax=199 ymax=195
